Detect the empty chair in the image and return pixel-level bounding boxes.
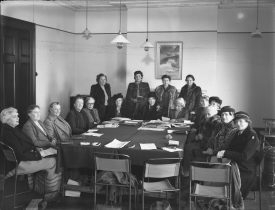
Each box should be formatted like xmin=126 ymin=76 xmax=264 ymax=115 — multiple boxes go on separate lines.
xmin=141 ymin=158 xmax=182 ymax=210
xmin=93 ymin=153 xmax=137 ymax=210
xmin=189 ymin=161 xmax=232 ymax=210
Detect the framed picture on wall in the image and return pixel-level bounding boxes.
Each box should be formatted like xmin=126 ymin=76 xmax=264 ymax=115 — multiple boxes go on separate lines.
xmin=155 ymin=41 xmax=183 ymax=80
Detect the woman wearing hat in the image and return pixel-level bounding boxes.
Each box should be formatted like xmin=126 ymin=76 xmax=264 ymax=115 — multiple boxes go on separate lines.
xmin=209 ymin=96 xmax=222 ymax=112
xmin=105 ymin=93 xmax=127 ymax=120
xmin=141 ymin=92 xmax=162 ymax=121
xmin=217 ymin=111 xmax=260 ymax=199
xmin=178 ymin=74 xmax=202 ymax=117
xmin=202 ymin=106 xmax=237 ymax=156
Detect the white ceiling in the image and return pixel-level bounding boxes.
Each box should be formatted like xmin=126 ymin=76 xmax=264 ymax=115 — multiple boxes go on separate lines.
xmin=4 ymin=0 xmax=275 ymax=11
xmin=53 ymin=0 xmax=275 ymax=10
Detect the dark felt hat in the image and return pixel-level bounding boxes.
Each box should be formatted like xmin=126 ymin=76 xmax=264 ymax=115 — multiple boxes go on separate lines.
xmin=209 ymin=96 xmax=222 ymax=105
xmin=112 ymin=93 xmax=123 ymax=101
xmin=148 ymin=92 xmax=156 ymax=99
xmin=234 ymin=111 xmax=251 ymax=121
xmin=220 ymin=106 xmax=235 ymax=114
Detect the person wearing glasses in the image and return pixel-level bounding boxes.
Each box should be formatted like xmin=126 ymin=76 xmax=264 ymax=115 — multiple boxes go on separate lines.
xmin=44 ymin=102 xmax=72 ymax=142
xmin=83 ymin=97 xmax=101 ymax=126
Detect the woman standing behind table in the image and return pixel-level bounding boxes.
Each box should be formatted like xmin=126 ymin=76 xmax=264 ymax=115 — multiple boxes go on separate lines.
xmin=178 ymin=74 xmax=202 ymax=119
xmin=23 ymin=105 xmax=56 ymax=148
xmin=106 ymin=93 xmax=127 ymax=120
xmin=155 ymin=74 xmax=178 ymax=117
xmin=90 ymin=73 xmax=111 ymax=121
xmin=125 ymin=70 xmax=150 ymax=119
xmin=217 ymin=111 xmax=259 ymax=199
xmin=44 ymin=102 xmax=72 ymax=142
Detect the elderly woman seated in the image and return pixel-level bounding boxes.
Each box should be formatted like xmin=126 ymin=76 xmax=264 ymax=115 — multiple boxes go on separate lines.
xmin=106 ymin=93 xmax=127 ymax=120
xmin=83 ymin=97 xmax=101 ymax=126
xmin=168 ymin=98 xmax=189 ymax=122
xmin=44 ymin=102 xmax=72 ymax=142
xmin=66 ymin=96 xmax=91 ymax=135
xmin=23 ymin=104 xmax=56 ymax=148
xmin=0 ymin=107 xmax=61 ymax=201
xmin=216 ymin=111 xmax=259 ymax=199
xmin=141 ymin=92 xmax=162 ymax=121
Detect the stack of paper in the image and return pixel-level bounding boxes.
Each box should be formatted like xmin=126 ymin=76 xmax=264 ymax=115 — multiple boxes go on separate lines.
xmin=83 ymin=132 xmax=103 ymax=137
xmin=87 ymin=129 xmax=98 ymax=133
xmin=162 ymin=147 xmax=183 ymax=152
xmin=65 ymin=179 xmax=81 ymax=197
xmin=97 ymin=124 xmax=119 ymax=128
xmin=140 ymin=143 xmax=157 ymax=150
xmin=112 ymin=117 xmax=131 ymax=121
xmin=138 ymin=127 xmax=165 ymax=131
xmin=104 ymin=139 xmax=130 ymax=148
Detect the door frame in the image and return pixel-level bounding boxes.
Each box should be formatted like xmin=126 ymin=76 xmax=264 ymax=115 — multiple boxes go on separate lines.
xmin=0 ymin=15 xmax=36 ymax=110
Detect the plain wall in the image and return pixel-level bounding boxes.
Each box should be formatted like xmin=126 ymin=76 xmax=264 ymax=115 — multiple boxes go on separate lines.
xmin=1 ymin=2 xmax=275 ymax=126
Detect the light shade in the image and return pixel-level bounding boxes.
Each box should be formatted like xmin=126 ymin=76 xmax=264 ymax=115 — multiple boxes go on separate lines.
xmin=251 ymin=28 xmax=262 ymax=38
xmin=111 ymin=32 xmax=130 ymax=49
xmin=82 ymin=28 xmax=92 ymax=39
xmin=142 ymin=39 xmax=154 ymax=51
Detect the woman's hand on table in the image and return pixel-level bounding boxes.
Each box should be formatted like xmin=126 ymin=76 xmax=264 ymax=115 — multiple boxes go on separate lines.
xmin=217 ymin=150 xmax=225 ymax=158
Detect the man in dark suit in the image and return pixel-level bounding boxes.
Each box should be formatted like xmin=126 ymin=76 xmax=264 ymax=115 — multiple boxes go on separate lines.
xmin=90 ymin=73 xmax=111 ymax=121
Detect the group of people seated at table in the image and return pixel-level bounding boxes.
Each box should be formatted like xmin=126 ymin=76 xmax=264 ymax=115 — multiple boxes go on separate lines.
xmin=0 ymin=71 xmax=260 ymax=209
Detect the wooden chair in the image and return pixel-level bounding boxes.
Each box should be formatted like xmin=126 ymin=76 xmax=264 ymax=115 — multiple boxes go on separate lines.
xmin=141 ymin=158 xmax=182 ymax=210
xmin=93 ymin=152 xmax=137 ymax=210
xmin=190 ymin=161 xmax=232 ymax=210
xmin=0 ymin=141 xmax=45 ymax=209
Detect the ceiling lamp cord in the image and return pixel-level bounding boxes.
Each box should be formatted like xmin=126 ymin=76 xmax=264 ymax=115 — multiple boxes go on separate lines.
xmin=83 ymin=0 xmax=92 ymax=39
xmin=251 ymin=0 xmax=262 ymax=38
xmin=110 ymin=0 xmax=130 ymax=49
xmin=143 ymin=0 xmax=154 ymax=51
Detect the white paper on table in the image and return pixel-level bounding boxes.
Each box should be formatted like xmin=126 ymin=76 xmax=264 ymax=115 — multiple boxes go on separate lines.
xmin=162 ymin=116 xmax=170 ymax=122
xmin=162 ymin=147 xmax=183 ymax=152
xmin=168 ymin=140 xmax=179 ymax=146
xmin=39 ymin=148 xmax=57 ymax=157
xmin=140 ymin=143 xmax=157 ymax=150
xmin=80 ymin=142 xmax=90 ymax=146
xmin=138 ymin=127 xmax=165 ymax=131
xmin=184 ymin=120 xmax=194 ymax=125
xmin=87 ymin=129 xmax=98 ymax=133
xmin=89 ymin=133 xmax=103 ymax=137
xmin=104 ymin=139 xmax=130 ymax=148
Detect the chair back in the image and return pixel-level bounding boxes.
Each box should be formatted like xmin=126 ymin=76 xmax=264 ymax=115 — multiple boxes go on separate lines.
xmin=0 ymin=141 xmax=17 ymax=163
xmin=144 ymin=158 xmax=181 ymax=178
xmin=94 ymin=153 xmax=130 ymax=173
xmin=191 ymin=165 xmax=230 ymax=183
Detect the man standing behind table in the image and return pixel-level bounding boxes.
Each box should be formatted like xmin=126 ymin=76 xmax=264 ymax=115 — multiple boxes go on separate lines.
xmin=125 ymin=70 xmax=150 ymax=119
xmin=155 ymin=74 xmax=178 ymax=117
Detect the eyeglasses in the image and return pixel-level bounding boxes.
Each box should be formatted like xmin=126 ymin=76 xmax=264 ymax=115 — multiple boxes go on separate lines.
xmin=87 ymin=103 xmax=94 ymax=105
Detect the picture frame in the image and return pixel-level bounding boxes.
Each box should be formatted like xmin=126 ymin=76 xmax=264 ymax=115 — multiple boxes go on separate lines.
xmin=155 ymin=41 xmax=183 ymax=80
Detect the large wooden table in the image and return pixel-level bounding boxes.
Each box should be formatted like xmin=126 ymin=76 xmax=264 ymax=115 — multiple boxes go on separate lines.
xmin=61 ymin=124 xmax=188 ymax=168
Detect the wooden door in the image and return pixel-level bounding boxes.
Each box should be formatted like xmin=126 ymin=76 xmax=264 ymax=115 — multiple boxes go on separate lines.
xmin=0 ymin=16 xmax=36 ymax=126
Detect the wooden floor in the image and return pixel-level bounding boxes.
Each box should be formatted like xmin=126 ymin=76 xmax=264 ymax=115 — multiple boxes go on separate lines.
xmin=1 ymin=181 xmax=275 ymax=210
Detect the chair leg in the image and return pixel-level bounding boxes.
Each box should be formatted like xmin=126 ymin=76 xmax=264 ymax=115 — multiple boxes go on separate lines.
xmin=94 ymin=184 xmax=97 ymax=210
xmin=13 ymin=174 xmax=18 ymax=209
xmin=142 ymin=190 xmax=144 ymax=210
xmin=129 ymin=185 xmax=131 ymax=210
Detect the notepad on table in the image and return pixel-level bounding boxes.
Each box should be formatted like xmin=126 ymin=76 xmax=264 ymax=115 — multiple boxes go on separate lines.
xmin=140 ymin=143 xmax=157 ymax=150
xmin=162 ymin=147 xmax=183 ymax=152
xmin=104 ymin=139 xmax=130 ymax=148
xmin=83 ymin=132 xmax=103 ymax=137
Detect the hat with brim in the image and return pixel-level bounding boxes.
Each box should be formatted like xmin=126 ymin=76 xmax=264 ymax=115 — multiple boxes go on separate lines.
xmin=234 ymin=111 xmax=250 ymax=121
xmin=220 ymin=106 xmax=235 ymax=114
xmin=113 ymin=93 xmax=123 ymax=101
xmin=209 ymin=96 xmax=222 ymax=105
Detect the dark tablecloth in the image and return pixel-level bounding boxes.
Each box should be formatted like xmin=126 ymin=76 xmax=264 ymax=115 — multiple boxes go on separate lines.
xmin=61 ymin=125 xmax=188 ymax=168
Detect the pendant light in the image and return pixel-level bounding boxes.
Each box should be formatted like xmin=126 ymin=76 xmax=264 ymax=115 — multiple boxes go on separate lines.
xmin=82 ymin=0 xmax=92 ymax=39
xmin=251 ymin=0 xmax=262 ymax=38
xmin=111 ymin=0 xmax=130 ymax=49
xmin=142 ymin=0 xmax=153 ymax=51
